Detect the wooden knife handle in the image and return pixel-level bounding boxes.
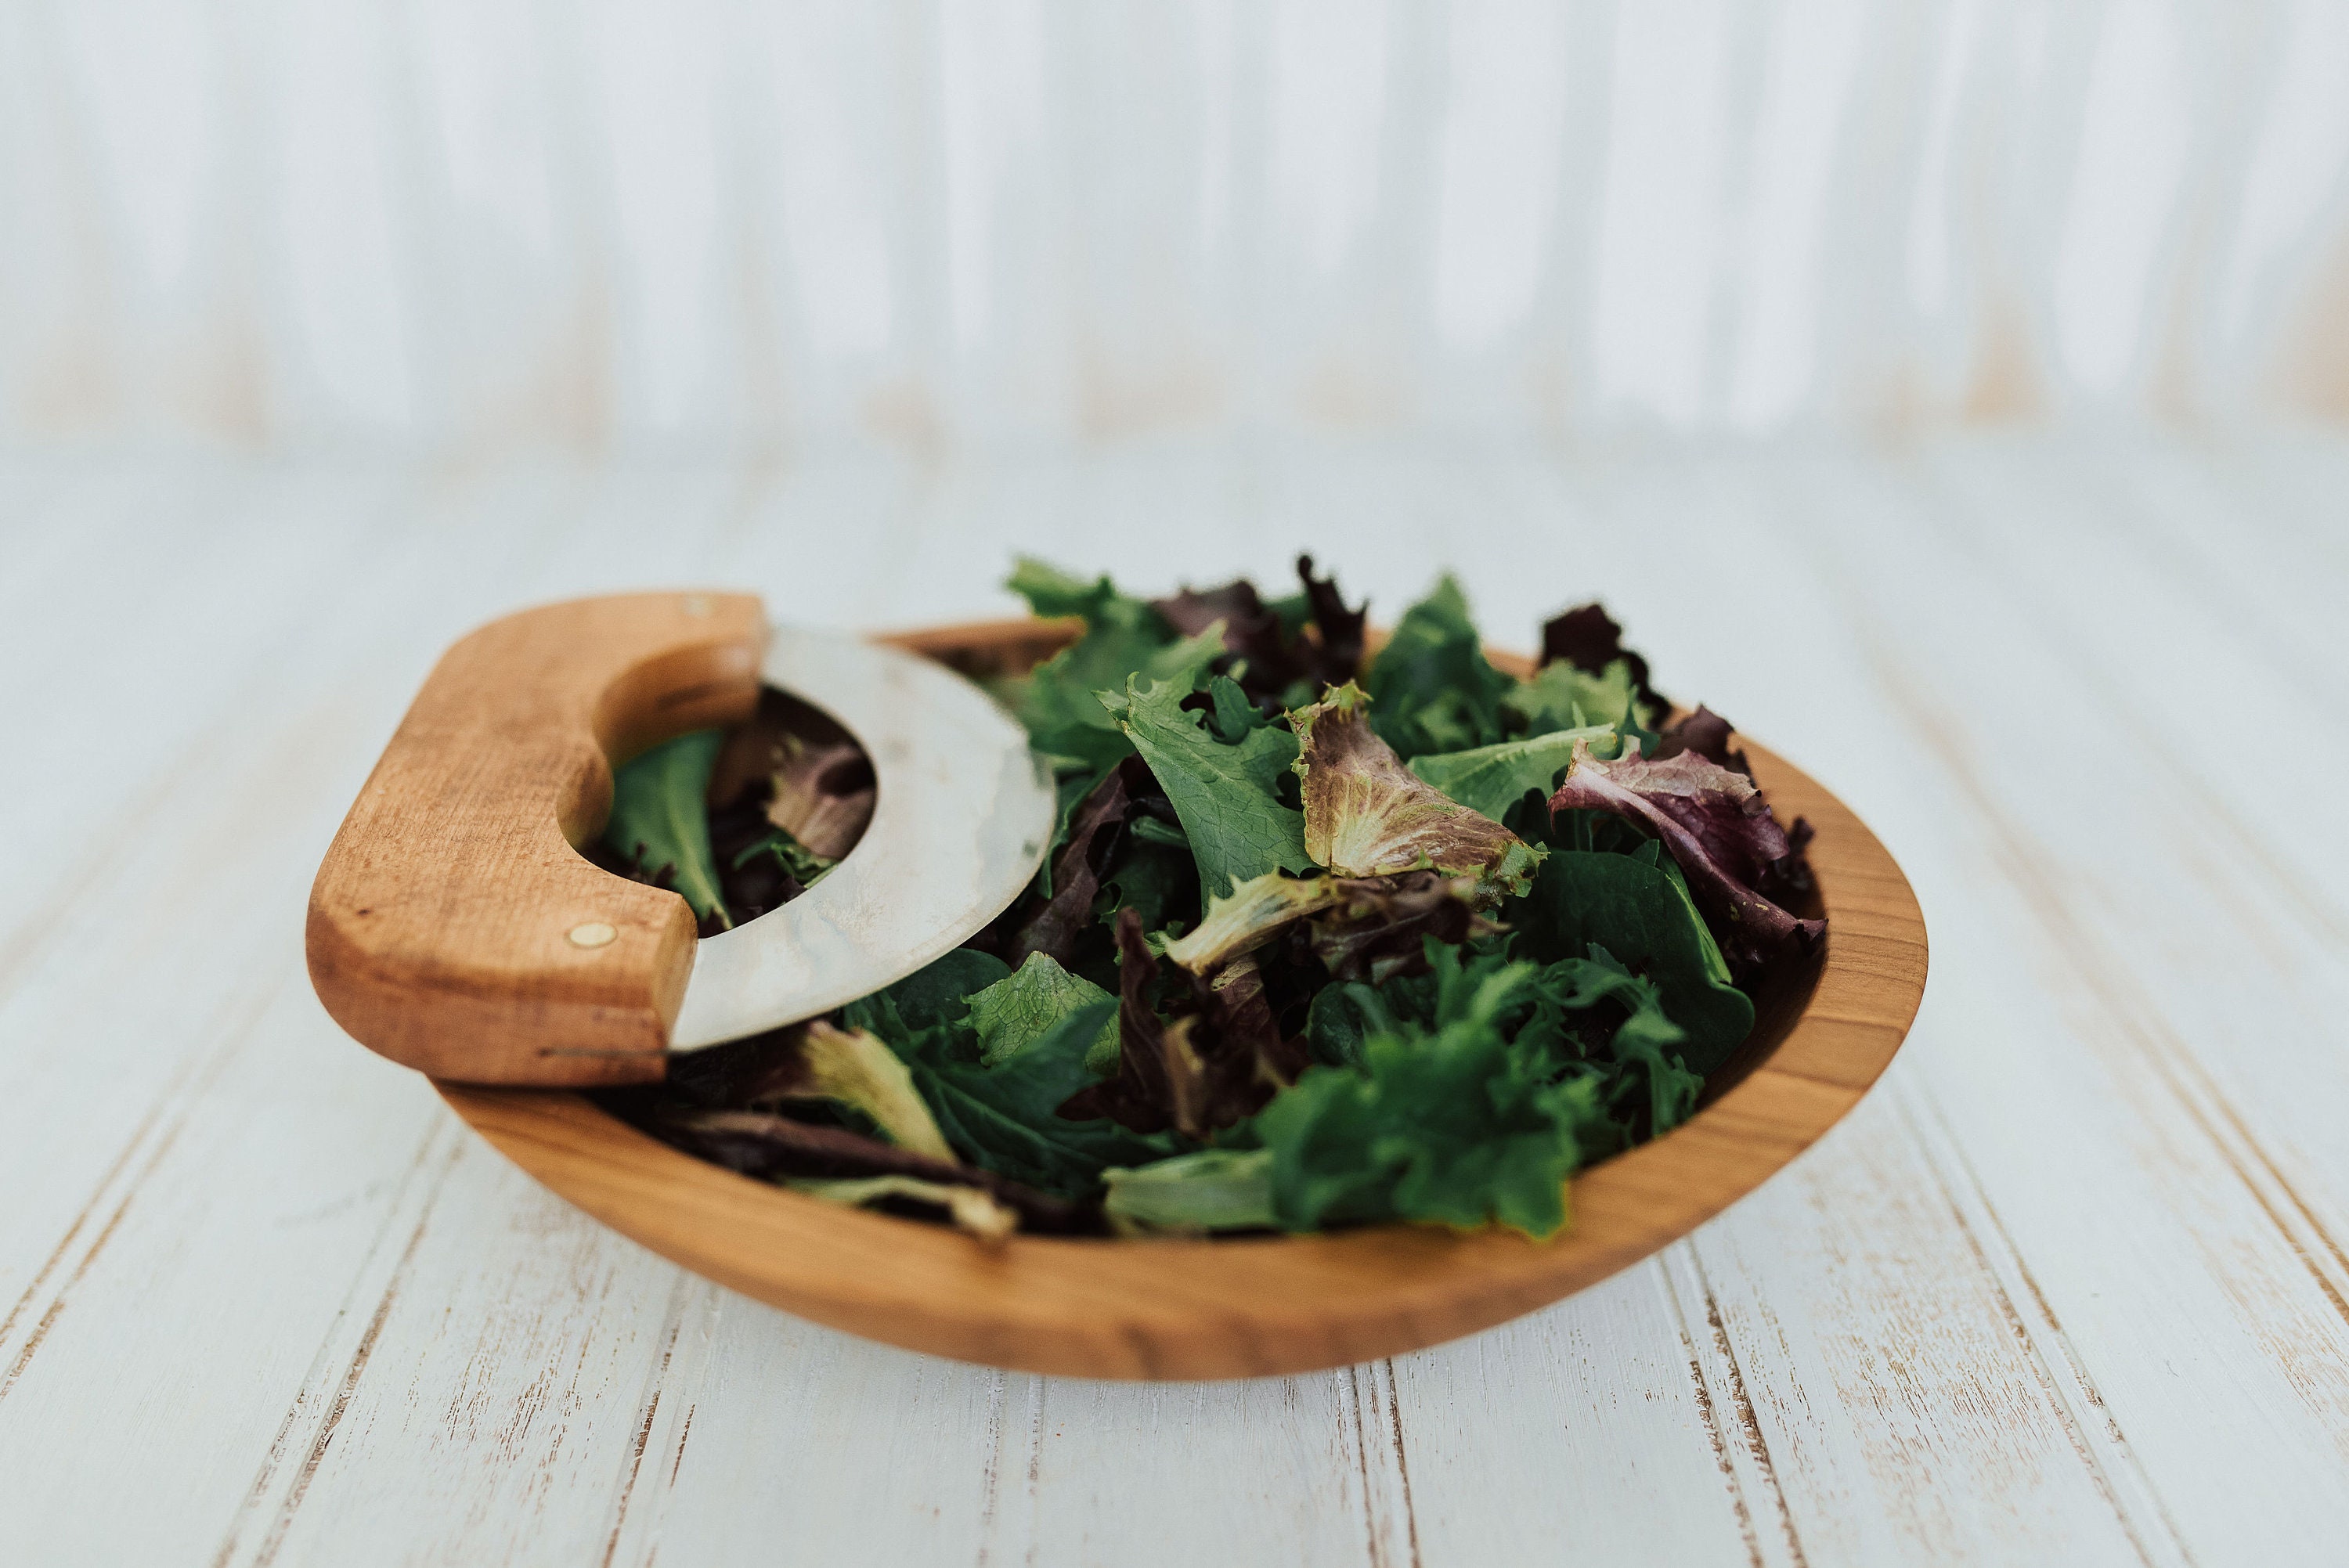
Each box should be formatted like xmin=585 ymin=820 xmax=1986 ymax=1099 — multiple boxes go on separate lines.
xmin=307 ymin=592 xmax=767 ymax=1086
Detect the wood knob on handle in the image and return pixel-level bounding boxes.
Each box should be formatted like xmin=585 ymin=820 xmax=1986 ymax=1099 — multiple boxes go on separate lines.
xmin=307 ymin=592 xmax=767 ymax=1086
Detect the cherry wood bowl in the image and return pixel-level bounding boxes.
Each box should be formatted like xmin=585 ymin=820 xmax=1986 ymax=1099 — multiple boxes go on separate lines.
xmin=438 ymin=618 xmax=1929 ymax=1380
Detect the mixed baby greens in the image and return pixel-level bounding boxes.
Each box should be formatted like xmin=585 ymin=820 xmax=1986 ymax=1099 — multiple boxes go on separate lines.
xmin=592 ymin=558 xmax=1823 ymax=1243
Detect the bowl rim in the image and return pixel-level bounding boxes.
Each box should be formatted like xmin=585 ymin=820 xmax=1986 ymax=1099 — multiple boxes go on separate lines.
xmin=436 ymin=616 xmax=1929 ymax=1380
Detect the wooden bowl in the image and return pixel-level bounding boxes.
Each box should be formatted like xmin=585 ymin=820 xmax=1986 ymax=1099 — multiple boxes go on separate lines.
xmin=438 ymin=618 xmax=1928 ymax=1380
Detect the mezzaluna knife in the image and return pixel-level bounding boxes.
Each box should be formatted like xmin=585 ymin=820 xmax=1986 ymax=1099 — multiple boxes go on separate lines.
xmin=307 ymin=591 xmax=1055 ymax=1086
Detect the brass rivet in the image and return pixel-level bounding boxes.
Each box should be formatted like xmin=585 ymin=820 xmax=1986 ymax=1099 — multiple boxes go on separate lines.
xmin=568 ymin=921 xmax=618 ymax=949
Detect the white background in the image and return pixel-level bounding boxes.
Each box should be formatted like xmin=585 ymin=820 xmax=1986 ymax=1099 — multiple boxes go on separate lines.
xmin=5 ymin=0 xmax=2349 ymax=450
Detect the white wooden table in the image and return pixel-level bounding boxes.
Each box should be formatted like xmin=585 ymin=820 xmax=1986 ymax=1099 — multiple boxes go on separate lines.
xmin=4 ymin=432 xmax=2345 ymax=1566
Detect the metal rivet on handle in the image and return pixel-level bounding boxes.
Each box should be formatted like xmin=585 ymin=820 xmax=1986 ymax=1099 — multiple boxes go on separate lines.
xmin=681 ymin=594 xmax=714 ymax=618
xmin=568 ymin=921 xmax=618 ymax=949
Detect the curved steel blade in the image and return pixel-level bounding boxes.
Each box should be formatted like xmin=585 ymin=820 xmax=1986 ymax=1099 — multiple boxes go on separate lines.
xmin=667 ymin=625 xmax=1055 ymax=1052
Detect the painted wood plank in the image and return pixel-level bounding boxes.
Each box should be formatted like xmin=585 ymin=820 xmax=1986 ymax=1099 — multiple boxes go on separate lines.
xmin=0 ymin=463 xmax=619 ymax=1558
xmin=2 ymin=442 xmax=2346 ymax=1568
xmin=1680 ymin=1088 xmax=2185 ymax=1568
xmin=1924 ymin=438 xmax=2349 ymax=932
xmin=0 ymin=466 xmax=421 ymax=1320
xmin=0 ymin=458 xmax=759 ymax=1561
xmin=1001 ymin=1366 xmax=1403 ymax=1568
xmin=1390 ymin=1260 xmax=1772 ymax=1568
xmin=1727 ymin=445 xmax=2349 ymax=1565
xmin=612 ymin=1331 xmax=1412 ymax=1568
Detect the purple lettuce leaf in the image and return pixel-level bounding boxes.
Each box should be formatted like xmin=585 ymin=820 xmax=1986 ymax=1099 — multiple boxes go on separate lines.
xmin=1295 ymin=553 xmax=1367 ymax=687
xmin=1293 ymin=683 xmax=1541 ymax=896
xmin=1646 ymin=706 xmax=1820 ymax=903
xmin=656 ymin=1018 xmax=958 ymax=1162
xmin=1059 ymin=910 xmax=1181 ymax=1131
xmin=1011 ymin=755 xmax=1153 ymax=966
xmin=1652 ymin=704 xmax=1749 ymax=777
xmin=1150 ymin=555 xmax=1369 ymax=706
xmin=1160 ymin=867 xmax=1497 ymax=989
xmin=633 ymin=1106 xmax=1092 ymax=1233
xmin=1540 ymin=601 xmax=1669 ymax=719
xmin=1307 ymin=870 xmax=1501 ymax=986
xmin=1548 ymin=737 xmax=1824 ymax=961
xmin=1152 ymin=578 xmax=1290 ymax=687
xmin=1060 ymin=909 xmax=1310 ymax=1138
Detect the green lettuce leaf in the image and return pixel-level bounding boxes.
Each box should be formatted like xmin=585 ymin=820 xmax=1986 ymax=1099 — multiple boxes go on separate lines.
xmin=1106 ymin=672 xmax=1314 ymax=905
xmin=1506 ymin=658 xmax=1648 ymax=737
xmin=1362 ymin=575 xmax=1514 ymax=759
xmin=968 ymin=951 xmax=1122 ymax=1075
xmin=1555 ymin=947 xmax=1704 ymax=1136
xmin=1101 ymin=1148 xmax=1278 ymax=1235
xmin=1406 ymin=724 xmax=1614 ymax=824
xmin=1009 ymin=557 xmax=1161 ymax=626
xmin=1292 ymin=683 xmax=1540 ymax=896
xmin=731 ymin=823 xmax=835 ymax=889
xmin=1197 ymin=673 xmax=1261 ymax=744
xmin=1302 ymin=980 xmax=1396 ymax=1069
xmin=1510 ymin=848 xmax=1754 ymax=1072
xmin=855 ymin=975 xmax=1178 ymax=1199
xmin=775 ymin=1021 xmax=958 ymax=1162
xmin=1548 ymin=737 xmax=1824 ymax=965
xmin=1003 ymin=558 xmax=1227 ymax=796
xmin=1095 ymin=838 xmax=1197 ymax=947
xmin=913 ymin=1000 xmax=1181 ymax=1199
xmin=785 ymin=1173 xmax=1018 ymax=1243
xmin=1160 ymin=871 xmax=1340 ymax=973
xmin=1252 ymin=958 xmax=1610 ymax=1239
xmin=1016 ymin=621 xmax=1225 ymax=780
xmin=841 ymin=949 xmax=1011 ymax=1058
xmin=605 ymin=729 xmax=732 ymax=926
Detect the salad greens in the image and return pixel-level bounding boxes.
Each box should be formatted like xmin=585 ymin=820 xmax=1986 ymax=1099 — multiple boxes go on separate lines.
xmin=1293 ymin=682 xmax=1540 ymax=896
xmin=604 ymin=730 xmax=735 ymax=928
xmin=597 ymin=557 xmax=1822 ymax=1245
xmin=1106 ymin=670 xmax=1315 ymax=903
xmin=593 ymin=689 xmax=870 ymax=936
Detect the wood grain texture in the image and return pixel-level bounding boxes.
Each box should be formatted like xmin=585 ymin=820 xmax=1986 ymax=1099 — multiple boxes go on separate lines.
xmin=306 ymin=591 xmax=765 ymax=1086
xmin=6 ymin=442 xmax=2349 ymax=1567
xmin=438 ymin=618 xmax=1929 ymax=1379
